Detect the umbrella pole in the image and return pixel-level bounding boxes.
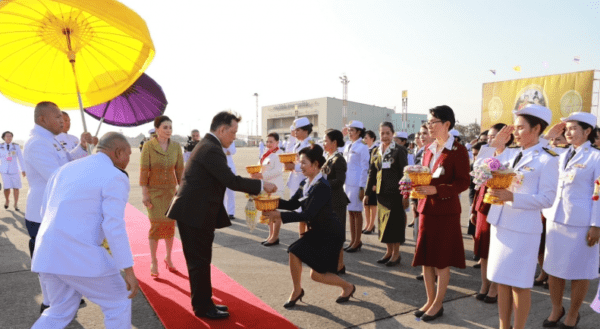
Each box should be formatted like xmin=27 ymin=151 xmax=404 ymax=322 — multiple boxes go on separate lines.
xmin=65 ymin=31 xmax=91 ymax=154
xmin=95 ymin=117 xmax=104 ymax=138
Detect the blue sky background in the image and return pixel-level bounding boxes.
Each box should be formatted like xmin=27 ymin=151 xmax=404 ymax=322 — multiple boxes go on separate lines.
xmin=1 ymin=0 xmax=599 ymax=140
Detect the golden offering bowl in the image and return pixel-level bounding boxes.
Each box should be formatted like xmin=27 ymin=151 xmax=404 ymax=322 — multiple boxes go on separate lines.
xmin=408 ymin=172 xmax=433 ymax=199
xmin=254 ymin=195 xmax=280 ymax=224
xmin=484 ymin=172 xmax=516 ymax=205
xmin=246 ymin=165 xmax=262 ymax=174
xmin=279 ymin=153 xmax=297 ymax=171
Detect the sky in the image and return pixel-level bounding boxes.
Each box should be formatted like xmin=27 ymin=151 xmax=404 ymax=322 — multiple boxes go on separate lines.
xmin=1 ymin=0 xmax=599 ymax=142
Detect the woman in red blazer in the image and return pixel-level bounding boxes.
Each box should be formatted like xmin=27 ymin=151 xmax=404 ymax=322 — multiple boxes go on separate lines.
xmin=411 ymin=105 xmax=471 ymax=322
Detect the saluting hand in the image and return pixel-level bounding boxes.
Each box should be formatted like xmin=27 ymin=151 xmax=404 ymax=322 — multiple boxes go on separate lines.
xmin=544 ymin=122 xmax=567 ymax=140
xmin=586 ymin=226 xmax=600 ymax=247
xmin=489 ymin=125 xmax=514 ymax=150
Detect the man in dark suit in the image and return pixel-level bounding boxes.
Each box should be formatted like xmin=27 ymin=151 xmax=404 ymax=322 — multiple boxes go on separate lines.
xmin=166 ymin=111 xmax=277 ymax=319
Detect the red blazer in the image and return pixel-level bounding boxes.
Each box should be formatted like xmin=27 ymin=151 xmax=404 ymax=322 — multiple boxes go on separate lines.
xmin=417 ymin=140 xmax=471 ymax=216
xmin=470 ymin=186 xmax=491 ymax=217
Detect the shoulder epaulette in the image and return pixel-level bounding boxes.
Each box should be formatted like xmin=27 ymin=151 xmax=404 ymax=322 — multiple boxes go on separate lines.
xmin=507 ymin=144 xmax=520 ymax=148
xmin=542 ymin=147 xmax=558 ymax=156
xmin=592 ymin=144 xmax=600 ymax=150
xmin=12 ymin=143 xmax=18 ymax=146
xmin=555 ymin=144 xmax=569 ymax=148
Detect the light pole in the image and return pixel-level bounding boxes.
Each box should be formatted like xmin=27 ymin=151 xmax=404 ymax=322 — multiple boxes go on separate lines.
xmin=339 ymin=75 xmax=349 ymax=125
xmin=253 ymin=93 xmax=259 ymax=138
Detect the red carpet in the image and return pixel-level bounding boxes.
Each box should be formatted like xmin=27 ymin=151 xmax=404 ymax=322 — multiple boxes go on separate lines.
xmin=124 ymin=203 xmax=297 ymax=328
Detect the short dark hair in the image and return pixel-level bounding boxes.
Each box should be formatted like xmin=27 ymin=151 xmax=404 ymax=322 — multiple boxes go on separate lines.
xmin=153 ymin=115 xmax=172 ymax=129
xmin=34 ymin=101 xmax=58 ymax=123
xmin=2 ymin=131 xmax=13 ymax=140
xmin=518 ymin=114 xmax=548 ymax=136
xmin=325 ymin=129 xmax=345 ymax=148
xmin=297 ymin=123 xmax=313 ymax=135
xmin=267 ymin=132 xmax=280 ymax=142
xmin=365 ymin=130 xmax=376 ymax=140
xmin=574 ymin=121 xmax=595 ymax=143
xmin=395 ymin=137 xmax=407 ymax=144
xmin=472 ymin=141 xmax=486 ymax=151
xmin=421 ymin=123 xmax=428 ymax=130
xmin=210 ymin=111 xmax=242 ymax=132
xmin=298 ymin=144 xmax=326 ymax=168
xmin=480 ymin=130 xmax=489 ymax=137
xmin=349 ymin=127 xmax=366 ymax=138
xmin=429 ymin=105 xmax=456 ymax=130
xmin=379 ymin=121 xmax=394 ymax=133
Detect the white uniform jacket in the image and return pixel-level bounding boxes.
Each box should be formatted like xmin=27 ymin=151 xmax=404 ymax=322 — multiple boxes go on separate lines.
xmin=260 ymin=148 xmax=284 ymax=196
xmin=286 ymin=137 xmax=312 ymax=191
xmin=476 ymin=142 xmax=559 ymax=234
xmin=224 ymin=142 xmax=237 ymax=174
xmin=31 ymin=153 xmax=133 ymax=277
xmin=343 ymin=139 xmax=370 ymax=188
xmin=546 ymin=141 xmax=600 ymax=228
xmin=285 ymin=136 xmax=297 ymax=153
xmin=56 ymin=132 xmax=87 ymax=160
xmin=0 ymin=143 xmax=25 ymax=174
xmin=24 ymin=125 xmax=87 ymax=223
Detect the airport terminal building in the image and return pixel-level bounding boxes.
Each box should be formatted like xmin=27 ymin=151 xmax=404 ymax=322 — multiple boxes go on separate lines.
xmin=262 ymin=97 xmax=395 ymax=140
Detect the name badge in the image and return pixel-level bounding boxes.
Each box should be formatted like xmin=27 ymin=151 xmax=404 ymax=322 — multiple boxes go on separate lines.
xmin=432 ymin=166 xmax=444 ymax=178
xmin=560 ymin=171 xmax=575 ymax=183
xmin=382 ymin=161 xmax=391 ymax=169
xmin=6 ymin=157 xmax=12 ymax=162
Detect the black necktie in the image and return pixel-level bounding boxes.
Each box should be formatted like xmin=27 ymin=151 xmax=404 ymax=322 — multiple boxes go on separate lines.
xmin=564 ymin=150 xmax=576 ymax=169
xmin=512 ymin=152 xmax=523 ymax=168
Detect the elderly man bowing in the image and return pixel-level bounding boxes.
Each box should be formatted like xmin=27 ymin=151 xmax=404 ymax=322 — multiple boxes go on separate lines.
xmin=31 ymin=132 xmax=138 ymax=329
xmin=166 ymin=111 xmax=277 ymax=319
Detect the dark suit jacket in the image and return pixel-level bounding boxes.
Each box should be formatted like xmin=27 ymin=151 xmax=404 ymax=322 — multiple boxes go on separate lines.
xmin=417 ymin=141 xmax=470 ymax=216
xmin=279 ymin=178 xmax=343 ymax=239
xmin=165 ymin=134 xmax=261 ymax=231
xmin=365 ymin=142 xmax=408 ymax=197
xmin=321 ymin=153 xmax=350 ymax=209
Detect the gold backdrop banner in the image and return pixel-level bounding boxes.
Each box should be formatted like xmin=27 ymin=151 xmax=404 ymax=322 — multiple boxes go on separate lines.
xmin=481 ymin=70 xmax=595 ymax=130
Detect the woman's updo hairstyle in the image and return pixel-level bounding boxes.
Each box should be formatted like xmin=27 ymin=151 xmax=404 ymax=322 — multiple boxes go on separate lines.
xmin=299 ymin=144 xmax=326 ymax=168
xmin=325 ymin=129 xmax=345 ymax=148
xmin=154 ymin=115 xmax=172 ymax=129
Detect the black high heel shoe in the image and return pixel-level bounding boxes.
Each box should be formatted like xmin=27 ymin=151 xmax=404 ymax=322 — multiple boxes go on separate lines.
xmin=543 ymin=307 xmax=565 ymax=327
xmin=263 ymin=239 xmax=279 ymax=247
xmin=385 ymin=256 xmax=401 ymax=267
xmin=362 ymin=228 xmax=374 ymax=234
xmin=345 ymin=242 xmax=362 ymax=253
xmin=283 ymin=289 xmax=304 ymax=308
xmin=335 ymin=285 xmax=356 ymax=303
xmin=337 ymin=266 xmax=346 ymax=275
xmin=558 ymin=313 xmax=580 ymax=329
xmin=376 ymin=256 xmax=391 ymax=264
xmin=421 ymin=306 xmax=444 ymax=322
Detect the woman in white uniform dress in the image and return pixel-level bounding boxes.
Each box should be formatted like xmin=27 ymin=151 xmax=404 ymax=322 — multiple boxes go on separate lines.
xmin=251 ymin=132 xmax=284 ymax=246
xmin=343 ymin=120 xmax=370 ymax=253
xmin=541 ymin=112 xmax=600 ymax=328
xmin=475 ymin=105 xmax=559 ymax=329
xmin=0 ymin=131 xmax=26 ymax=211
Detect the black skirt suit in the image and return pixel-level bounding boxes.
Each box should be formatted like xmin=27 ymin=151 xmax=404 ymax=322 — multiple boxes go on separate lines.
xmin=321 ymin=153 xmax=350 ymax=231
xmin=279 ymin=178 xmax=345 ymax=274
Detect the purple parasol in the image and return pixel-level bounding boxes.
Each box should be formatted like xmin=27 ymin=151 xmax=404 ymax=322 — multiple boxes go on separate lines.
xmin=85 ymin=73 xmax=167 ymax=127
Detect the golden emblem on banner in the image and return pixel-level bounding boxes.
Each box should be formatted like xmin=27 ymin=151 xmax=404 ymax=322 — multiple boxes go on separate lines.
xmin=560 ymin=90 xmax=583 ymax=116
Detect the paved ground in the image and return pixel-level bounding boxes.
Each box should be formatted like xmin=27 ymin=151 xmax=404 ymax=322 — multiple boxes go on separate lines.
xmin=1 ymin=146 xmax=598 ymax=328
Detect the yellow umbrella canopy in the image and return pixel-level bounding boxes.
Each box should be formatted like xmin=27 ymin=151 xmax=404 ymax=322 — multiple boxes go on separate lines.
xmin=0 ymin=0 xmax=155 ymax=110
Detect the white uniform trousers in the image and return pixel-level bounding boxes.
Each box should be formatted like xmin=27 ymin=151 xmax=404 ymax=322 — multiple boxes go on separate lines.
xmin=224 ymin=188 xmax=235 ymax=216
xmin=33 ymin=272 xmax=131 ymax=329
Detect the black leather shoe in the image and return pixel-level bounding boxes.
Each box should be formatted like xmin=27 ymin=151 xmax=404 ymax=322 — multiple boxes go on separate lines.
xmin=345 ymin=242 xmax=362 ymax=253
xmin=215 ymin=304 xmax=228 ymax=312
xmin=543 ymin=307 xmax=565 ymax=327
xmin=534 ymin=278 xmax=546 ymax=286
xmin=416 ymin=274 xmax=424 ymax=281
xmin=483 ymin=295 xmax=497 ymax=304
xmin=473 ymin=263 xmax=481 ymax=269
xmin=414 ymin=309 xmax=425 ymax=317
xmin=40 ymin=303 xmax=49 ymax=314
xmin=376 ymin=256 xmax=391 ymax=264
xmin=228 ymin=215 xmax=236 ymax=220
xmin=475 ymin=293 xmax=487 ymax=301
xmin=196 ymin=308 xmax=230 ymax=319
xmin=260 ymin=240 xmax=267 ymax=245
xmin=263 ymin=239 xmax=279 ymax=247
xmin=558 ymin=313 xmax=580 ymax=329
xmin=337 ymin=266 xmax=346 ymax=275
xmin=385 ymin=257 xmax=401 ymax=267
xmin=472 ymin=255 xmax=480 ymax=261
xmin=336 ymin=285 xmax=356 ymax=303
xmin=407 ymin=222 xmax=415 ymax=228
xmin=283 ymin=289 xmax=304 ymax=308
xmin=421 ymin=307 xmax=443 ymax=322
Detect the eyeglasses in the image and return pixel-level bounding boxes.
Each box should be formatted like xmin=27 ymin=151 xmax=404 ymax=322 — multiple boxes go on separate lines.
xmin=426 ymin=120 xmax=443 ymax=126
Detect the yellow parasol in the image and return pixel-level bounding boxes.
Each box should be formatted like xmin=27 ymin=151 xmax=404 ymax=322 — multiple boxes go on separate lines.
xmin=0 ymin=0 xmax=155 ymax=133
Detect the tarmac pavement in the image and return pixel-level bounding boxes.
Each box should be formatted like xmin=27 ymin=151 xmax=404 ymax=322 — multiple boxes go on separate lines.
xmin=1 ymin=146 xmax=598 ymax=328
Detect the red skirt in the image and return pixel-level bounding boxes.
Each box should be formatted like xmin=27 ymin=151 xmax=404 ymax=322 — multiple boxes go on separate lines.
xmin=473 ymin=212 xmax=490 ymax=259
xmin=412 ymin=213 xmax=466 ymax=269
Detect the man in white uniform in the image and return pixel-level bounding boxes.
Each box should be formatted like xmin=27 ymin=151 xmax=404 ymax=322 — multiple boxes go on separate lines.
xmin=258 ymin=139 xmax=265 ymax=159
xmin=284 ymin=118 xmax=313 ymax=197
xmin=55 ymin=111 xmax=97 ymax=158
xmin=24 ymin=101 xmax=92 ymax=312
xmin=394 ymin=131 xmax=415 ymax=165
xmin=31 ymin=132 xmax=138 ymax=329
xmin=224 ymin=141 xmax=237 ymax=219
xmin=285 ymin=125 xmax=297 ymax=153
xmin=0 ymin=131 xmax=26 ymax=210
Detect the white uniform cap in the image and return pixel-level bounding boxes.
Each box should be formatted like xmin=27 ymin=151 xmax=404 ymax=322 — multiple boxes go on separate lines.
xmin=293 ymin=117 xmax=311 ymax=129
xmin=465 ymin=142 xmax=472 ymax=150
xmin=450 ymin=129 xmax=460 ymax=137
xmin=395 ymin=131 xmax=408 ymax=139
xmin=148 ymin=128 xmax=156 ymax=134
xmin=560 ymin=112 xmax=597 ymax=128
xmin=346 ymin=120 xmax=365 ymax=130
xmin=290 ymin=125 xmax=295 ymax=131
xmin=513 ymin=104 xmax=552 ymax=125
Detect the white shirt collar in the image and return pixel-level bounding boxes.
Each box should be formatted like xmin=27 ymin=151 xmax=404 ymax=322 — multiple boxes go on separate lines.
xmin=303 ymin=172 xmax=323 ymax=197
xmin=208 ymin=132 xmax=222 ymax=147
xmin=428 ymin=132 xmax=455 ymax=154
xmin=32 ymin=124 xmax=56 ymax=140
xmin=571 ymin=141 xmax=590 ymax=153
